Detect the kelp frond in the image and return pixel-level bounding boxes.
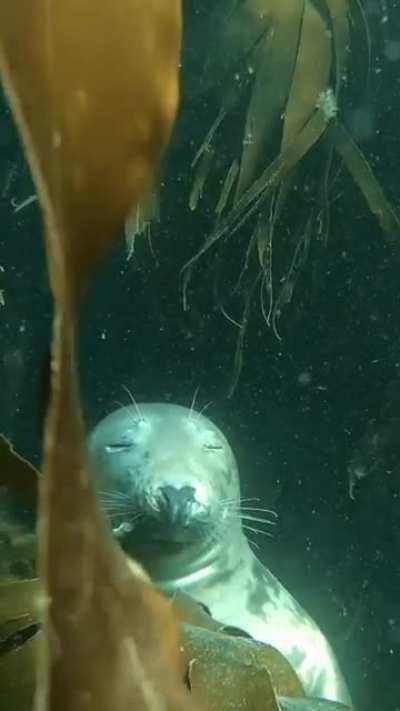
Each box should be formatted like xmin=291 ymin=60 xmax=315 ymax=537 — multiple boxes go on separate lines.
xmin=184 ymin=0 xmax=400 ymax=392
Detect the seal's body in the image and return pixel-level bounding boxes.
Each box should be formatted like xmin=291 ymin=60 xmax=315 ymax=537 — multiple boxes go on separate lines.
xmin=89 ymin=403 xmax=351 ymax=705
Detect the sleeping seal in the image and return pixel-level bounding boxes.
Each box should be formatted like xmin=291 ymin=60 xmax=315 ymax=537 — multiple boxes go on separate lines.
xmin=88 ymin=402 xmax=351 ymax=705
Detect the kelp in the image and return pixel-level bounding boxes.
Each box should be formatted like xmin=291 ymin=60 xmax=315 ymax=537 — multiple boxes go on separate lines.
xmin=0 ymin=2 xmax=186 ymax=711
xmin=0 ymin=575 xmax=356 ymax=711
xmin=183 ymin=0 xmax=400 ymax=393
xmin=125 ymin=185 xmax=160 ymax=261
xmin=1 ymin=577 xmax=357 ymax=711
xmin=182 ymin=623 xmax=305 ymax=704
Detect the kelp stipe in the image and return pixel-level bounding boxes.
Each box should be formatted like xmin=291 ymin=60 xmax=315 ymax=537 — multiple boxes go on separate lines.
xmin=0 ymin=2 xmax=188 ymax=710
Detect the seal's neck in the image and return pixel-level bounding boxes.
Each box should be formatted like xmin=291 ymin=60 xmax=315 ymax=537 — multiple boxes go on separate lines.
xmin=136 ymin=529 xmax=252 ymax=594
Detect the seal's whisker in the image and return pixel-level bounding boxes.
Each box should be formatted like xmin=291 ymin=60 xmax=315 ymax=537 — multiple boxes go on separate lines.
xmin=112 ymin=399 xmax=143 ymax=429
xmin=98 ymin=490 xmax=132 ymax=502
xmin=219 ymin=496 xmax=260 ymax=506
xmin=188 ymin=386 xmax=200 ymax=420
xmin=196 ymin=401 xmax=213 ymax=418
xmin=101 ymin=504 xmax=137 ymax=514
xmin=229 ymin=505 xmax=278 ymax=517
xmin=241 ymin=524 xmax=273 ymax=538
xmin=247 ymin=537 xmax=261 ymax=552
xmin=106 ymin=512 xmax=134 ymax=521
xmin=226 ymin=512 xmax=276 ymax=527
xmin=99 ymin=498 xmax=131 ymax=507
xmin=239 ymin=514 xmax=277 ymax=526
xmin=98 ymin=497 xmax=133 ymax=507
xmin=122 ymin=384 xmax=145 ymax=421
xmin=108 ymin=512 xmax=143 ymax=522
xmin=101 ymin=499 xmax=139 ymax=510
xmin=100 ymin=500 xmax=141 ymax=514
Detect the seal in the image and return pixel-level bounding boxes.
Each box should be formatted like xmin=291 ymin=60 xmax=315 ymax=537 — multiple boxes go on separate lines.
xmin=88 ymin=402 xmax=351 ymax=705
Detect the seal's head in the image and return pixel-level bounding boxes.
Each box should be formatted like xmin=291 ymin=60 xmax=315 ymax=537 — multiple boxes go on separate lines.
xmin=88 ymin=403 xmax=242 ymax=578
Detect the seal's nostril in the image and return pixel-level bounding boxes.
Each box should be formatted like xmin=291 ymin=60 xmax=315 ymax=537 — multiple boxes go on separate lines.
xmin=158 ymin=485 xmax=196 ymax=523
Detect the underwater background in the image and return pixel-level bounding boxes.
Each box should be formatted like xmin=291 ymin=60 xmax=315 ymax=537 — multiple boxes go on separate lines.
xmin=1 ymin=1 xmax=400 ymax=709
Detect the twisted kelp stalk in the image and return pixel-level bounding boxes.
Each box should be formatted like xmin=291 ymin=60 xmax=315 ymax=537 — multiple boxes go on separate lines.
xmin=0 ymin=2 xmax=189 ymax=711
xmin=183 ymin=0 xmax=400 ymax=394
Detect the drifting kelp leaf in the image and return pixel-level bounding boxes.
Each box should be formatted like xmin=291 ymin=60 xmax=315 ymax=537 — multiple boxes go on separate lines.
xmin=182 ymin=623 xmax=304 ymax=709
xmin=334 ymin=122 xmax=400 ymax=238
xmin=324 ymin=0 xmax=351 ymax=97
xmin=125 ymin=186 xmax=160 ymax=261
xmin=258 ymin=0 xmax=332 ymax=301
xmin=190 ymin=147 xmax=216 ymax=212
xmin=0 ymin=434 xmax=38 ymax=509
xmin=200 ymin=0 xmax=270 ymax=91
xmin=0 ymin=2 xmax=185 ymax=711
xmin=183 ymin=107 xmax=331 ymax=280
xmin=215 ymin=159 xmax=239 ymax=218
xmin=281 ymin=0 xmax=331 ymax=149
xmin=226 ymin=284 xmax=254 ymax=398
xmin=235 ymin=2 xmax=305 ymax=198
xmin=0 ymin=583 xmax=308 ymax=711
xmin=254 ymin=0 xmax=334 ymax=328
xmin=190 ymin=2 xmax=271 ymax=212
xmin=0 ymin=0 xmax=181 ymax=301
xmin=270 ymin=217 xmax=313 ymax=340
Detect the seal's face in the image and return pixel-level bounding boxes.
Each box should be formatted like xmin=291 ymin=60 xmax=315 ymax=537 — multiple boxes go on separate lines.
xmin=88 ymin=403 xmax=241 ymax=559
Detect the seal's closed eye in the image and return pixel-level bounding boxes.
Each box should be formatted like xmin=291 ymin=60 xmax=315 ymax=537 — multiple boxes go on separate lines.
xmin=105 ymin=442 xmax=134 ymax=453
xmin=203 ymin=444 xmax=223 ymax=452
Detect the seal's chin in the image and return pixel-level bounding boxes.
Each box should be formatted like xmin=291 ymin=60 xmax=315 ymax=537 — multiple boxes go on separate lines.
xmin=143 ymin=523 xmax=203 ymax=545
xmin=115 ymin=517 xmax=217 ymax=557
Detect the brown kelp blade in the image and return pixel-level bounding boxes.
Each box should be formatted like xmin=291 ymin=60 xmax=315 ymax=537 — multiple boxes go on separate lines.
xmin=324 ymin=0 xmax=351 ymax=97
xmin=0 ymin=2 xmax=186 ymax=711
xmin=0 ymin=0 xmax=181 ymax=299
xmin=281 ymin=0 xmax=331 ymax=150
xmin=0 ymin=581 xmax=307 ymax=711
xmin=235 ymin=1 xmax=305 ymax=198
xmin=182 ymin=107 xmax=330 ymax=276
xmin=182 ymin=623 xmax=303 ymax=710
xmin=334 ymin=123 xmax=400 ymax=238
xmin=125 ymin=186 xmax=160 ymax=261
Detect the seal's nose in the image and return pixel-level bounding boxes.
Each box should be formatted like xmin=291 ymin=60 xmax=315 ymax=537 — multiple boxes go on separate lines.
xmin=157 ymin=484 xmax=196 ymax=525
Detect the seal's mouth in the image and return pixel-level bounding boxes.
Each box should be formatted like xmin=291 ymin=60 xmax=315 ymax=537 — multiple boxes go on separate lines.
xmin=114 ymin=515 xmax=213 ymax=553
xmin=108 ymin=484 xmax=216 ymax=550
xmin=136 ymin=518 xmax=207 ymax=545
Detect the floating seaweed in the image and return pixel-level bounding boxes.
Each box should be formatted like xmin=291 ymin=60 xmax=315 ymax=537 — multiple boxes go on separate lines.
xmin=0 ymin=2 xmax=185 ymax=711
xmin=0 ymin=575 xmax=355 ymax=711
xmin=182 ymin=0 xmax=400 ymax=393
